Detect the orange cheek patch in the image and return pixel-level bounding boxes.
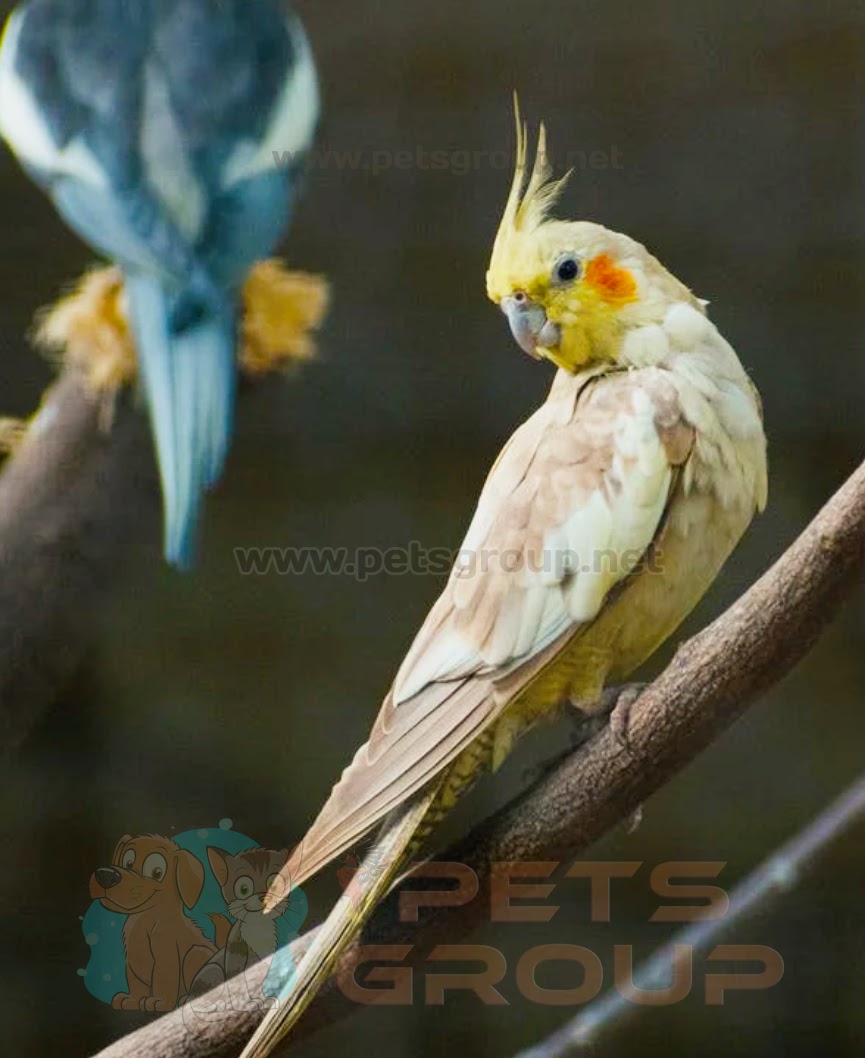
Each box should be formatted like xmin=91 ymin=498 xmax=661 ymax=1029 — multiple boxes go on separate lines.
xmin=584 ymin=253 xmax=637 ymax=303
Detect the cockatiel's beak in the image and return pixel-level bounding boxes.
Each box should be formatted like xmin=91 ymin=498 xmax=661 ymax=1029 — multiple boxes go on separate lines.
xmin=500 ymin=293 xmax=561 ymax=359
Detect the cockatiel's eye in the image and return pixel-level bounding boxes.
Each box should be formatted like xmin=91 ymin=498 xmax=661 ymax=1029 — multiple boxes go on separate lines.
xmin=553 ymin=254 xmax=581 ymax=284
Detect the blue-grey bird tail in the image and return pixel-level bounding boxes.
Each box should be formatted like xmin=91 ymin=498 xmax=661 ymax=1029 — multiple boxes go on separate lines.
xmin=125 ymin=274 xmax=236 ymax=569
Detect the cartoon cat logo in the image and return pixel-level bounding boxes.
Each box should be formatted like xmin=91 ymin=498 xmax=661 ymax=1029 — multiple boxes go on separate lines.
xmin=185 ymin=847 xmax=291 ymax=1014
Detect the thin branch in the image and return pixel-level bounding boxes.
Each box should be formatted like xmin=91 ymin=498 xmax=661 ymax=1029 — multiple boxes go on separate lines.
xmin=89 ymin=454 xmax=865 ymax=1058
xmin=0 ymin=370 xmax=156 ymax=753
xmin=513 ymin=769 xmax=865 ymax=1058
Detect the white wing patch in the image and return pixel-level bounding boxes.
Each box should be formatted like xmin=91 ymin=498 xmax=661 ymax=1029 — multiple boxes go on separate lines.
xmin=0 ymin=9 xmax=106 ymax=187
xmin=393 ymin=377 xmax=678 ymax=704
xmin=222 ymin=20 xmax=319 ymax=188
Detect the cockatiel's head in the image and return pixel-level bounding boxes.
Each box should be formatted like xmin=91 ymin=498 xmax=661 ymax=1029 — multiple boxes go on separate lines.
xmin=487 ymin=101 xmax=696 ymax=373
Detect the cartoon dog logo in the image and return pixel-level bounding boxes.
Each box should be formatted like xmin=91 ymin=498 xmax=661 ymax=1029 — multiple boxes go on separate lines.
xmin=89 ymin=834 xmax=219 ymax=1012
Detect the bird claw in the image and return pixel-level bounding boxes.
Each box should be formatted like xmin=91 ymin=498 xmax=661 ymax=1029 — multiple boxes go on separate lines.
xmin=605 ymin=682 xmax=646 ymax=752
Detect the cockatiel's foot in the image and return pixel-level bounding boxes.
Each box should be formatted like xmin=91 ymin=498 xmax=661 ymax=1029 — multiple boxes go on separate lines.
xmin=33 ymin=260 xmax=330 ymax=395
xmin=521 ymin=682 xmax=645 ymax=785
xmin=595 ymin=682 xmax=647 ymax=751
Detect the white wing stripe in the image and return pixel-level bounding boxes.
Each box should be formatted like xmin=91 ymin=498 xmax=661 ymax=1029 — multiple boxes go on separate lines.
xmin=0 ymin=9 xmax=107 ymax=188
xmin=222 ymin=21 xmax=318 ymax=188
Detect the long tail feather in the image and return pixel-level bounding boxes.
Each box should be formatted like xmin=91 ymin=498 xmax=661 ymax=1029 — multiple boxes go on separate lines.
xmin=125 ymin=275 xmax=236 ymax=567
xmin=240 ymin=788 xmax=438 ymax=1058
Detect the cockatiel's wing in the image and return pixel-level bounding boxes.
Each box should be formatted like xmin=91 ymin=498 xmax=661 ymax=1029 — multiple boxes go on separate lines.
xmin=288 ymin=367 xmax=694 ymax=888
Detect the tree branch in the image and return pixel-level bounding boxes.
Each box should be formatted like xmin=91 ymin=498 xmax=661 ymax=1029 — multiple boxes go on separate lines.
xmin=513 ymin=768 xmax=865 ymax=1057
xmin=89 ymin=454 xmax=865 ymax=1058
xmin=0 ymin=370 xmax=156 ymax=754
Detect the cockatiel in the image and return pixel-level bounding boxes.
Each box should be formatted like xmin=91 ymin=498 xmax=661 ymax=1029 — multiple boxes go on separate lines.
xmin=240 ymin=106 xmax=768 ymax=1057
xmin=0 ymin=0 xmax=319 ymax=566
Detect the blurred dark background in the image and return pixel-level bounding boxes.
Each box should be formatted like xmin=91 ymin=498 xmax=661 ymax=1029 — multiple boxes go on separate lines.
xmin=2 ymin=0 xmax=865 ymax=1055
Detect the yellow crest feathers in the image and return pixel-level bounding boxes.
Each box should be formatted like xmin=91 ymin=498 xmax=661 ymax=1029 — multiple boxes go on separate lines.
xmin=486 ymin=94 xmax=572 ymax=301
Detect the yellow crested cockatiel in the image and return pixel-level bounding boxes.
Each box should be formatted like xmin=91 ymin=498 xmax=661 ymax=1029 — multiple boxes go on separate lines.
xmin=240 ymin=105 xmax=767 ymax=1057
